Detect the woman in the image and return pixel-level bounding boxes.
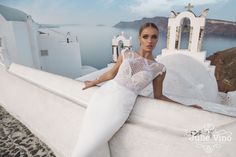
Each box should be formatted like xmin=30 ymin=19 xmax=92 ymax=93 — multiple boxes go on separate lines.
xmin=72 ymin=22 xmax=178 ymax=157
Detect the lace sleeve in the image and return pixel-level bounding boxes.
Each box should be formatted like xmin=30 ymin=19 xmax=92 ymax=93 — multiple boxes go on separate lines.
xmin=120 ymin=49 xmax=133 ymax=60
xmin=153 ymin=62 xmax=166 ymax=78
xmin=120 ymin=49 xmax=126 ymax=59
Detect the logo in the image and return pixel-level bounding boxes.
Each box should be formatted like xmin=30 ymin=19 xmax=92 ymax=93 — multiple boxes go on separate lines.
xmin=186 ymin=123 xmax=232 ymax=153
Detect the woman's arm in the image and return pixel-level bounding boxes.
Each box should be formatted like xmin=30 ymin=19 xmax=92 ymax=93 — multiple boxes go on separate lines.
xmin=82 ymin=54 xmax=123 ymax=90
xmin=152 ymin=72 xmax=179 ymax=103
xmin=153 ymin=72 xmax=203 ymax=109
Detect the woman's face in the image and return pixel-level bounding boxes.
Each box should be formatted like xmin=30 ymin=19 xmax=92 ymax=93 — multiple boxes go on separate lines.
xmin=139 ymin=27 xmax=158 ymax=53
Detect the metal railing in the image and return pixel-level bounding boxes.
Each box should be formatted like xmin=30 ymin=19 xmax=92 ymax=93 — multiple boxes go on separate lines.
xmin=45 ymin=28 xmax=79 ymax=43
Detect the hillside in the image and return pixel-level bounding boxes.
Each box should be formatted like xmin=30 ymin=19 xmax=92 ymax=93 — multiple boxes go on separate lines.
xmin=114 ymin=16 xmax=236 ymax=37
xmin=207 ymin=47 xmax=236 ymax=92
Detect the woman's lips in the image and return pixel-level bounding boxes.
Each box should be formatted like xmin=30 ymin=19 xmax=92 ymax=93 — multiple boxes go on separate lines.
xmin=146 ymin=45 xmax=153 ymax=49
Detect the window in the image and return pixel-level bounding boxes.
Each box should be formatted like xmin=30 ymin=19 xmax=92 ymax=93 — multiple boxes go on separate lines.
xmin=40 ymin=50 xmax=49 ymax=56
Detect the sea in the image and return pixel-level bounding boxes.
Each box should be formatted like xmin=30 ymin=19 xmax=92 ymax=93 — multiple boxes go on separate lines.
xmin=55 ymin=25 xmax=236 ymax=70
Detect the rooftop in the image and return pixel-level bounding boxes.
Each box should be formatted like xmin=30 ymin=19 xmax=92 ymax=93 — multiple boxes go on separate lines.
xmin=0 ymin=4 xmax=28 ymax=22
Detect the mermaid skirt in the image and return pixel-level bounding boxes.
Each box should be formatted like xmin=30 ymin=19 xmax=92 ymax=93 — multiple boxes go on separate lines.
xmin=72 ymin=80 xmax=137 ymax=157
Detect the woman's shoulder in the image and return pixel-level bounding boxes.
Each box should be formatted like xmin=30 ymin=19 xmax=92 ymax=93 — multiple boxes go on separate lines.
xmin=155 ymin=61 xmax=164 ymax=66
xmin=121 ymin=48 xmax=133 ymax=54
xmin=120 ymin=49 xmax=134 ymax=58
xmin=151 ymin=61 xmax=166 ymax=75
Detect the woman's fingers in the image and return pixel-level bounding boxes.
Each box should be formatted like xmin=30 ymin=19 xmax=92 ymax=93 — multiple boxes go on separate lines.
xmin=82 ymin=81 xmax=95 ymax=90
xmin=82 ymin=86 xmax=88 ymax=90
xmin=82 ymin=84 xmax=90 ymax=90
xmin=190 ymin=104 xmax=203 ymax=109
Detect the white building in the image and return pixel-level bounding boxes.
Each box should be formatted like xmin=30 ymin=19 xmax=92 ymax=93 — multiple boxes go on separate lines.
xmin=0 ymin=4 xmax=96 ymax=78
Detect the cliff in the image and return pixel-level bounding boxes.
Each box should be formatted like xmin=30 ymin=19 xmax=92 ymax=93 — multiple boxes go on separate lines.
xmin=114 ymin=16 xmax=236 ymax=37
xmin=207 ymin=47 xmax=236 ymax=92
xmin=205 ymin=19 xmax=236 ymax=37
xmin=114 ymin=16 xmax=168 ymax=34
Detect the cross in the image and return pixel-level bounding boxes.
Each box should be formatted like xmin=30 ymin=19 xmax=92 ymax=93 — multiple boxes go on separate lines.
xmin=185 ymin=3 xmax=194 ymax=11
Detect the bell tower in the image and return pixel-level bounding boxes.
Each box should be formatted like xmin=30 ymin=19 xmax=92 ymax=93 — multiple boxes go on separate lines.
xmin=112 ymin=32 xmax=132 ymax=63
xmin=161 ymin=3 xmax=209 ymax=62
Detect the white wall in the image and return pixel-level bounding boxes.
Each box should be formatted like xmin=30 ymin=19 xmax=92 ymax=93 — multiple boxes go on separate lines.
xmin=0 ymin=63 xmax=236 ymax=157
xmin=0 ymin=15 xmax=14 ymax=66
xmin=0 ymin=15 xmax=40 ymax=68
xmin=11 ymin=21 xmax=34 ymax=67
xmin=0 ymin=18 xmax=35 ymax=67
xmin=0 ymin=67 xmax=85 ymax=157
xmin=26 ymin=16 xmax=41 ymax=69
xmin=0 ymin=15 xmax=4 ymax=36
xmin=38 ymin=30 xmax=82 ymax=78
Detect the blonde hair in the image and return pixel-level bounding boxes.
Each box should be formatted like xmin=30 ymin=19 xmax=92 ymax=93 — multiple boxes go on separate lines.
xmin=139 ymin=22 xmax=159 ymax=36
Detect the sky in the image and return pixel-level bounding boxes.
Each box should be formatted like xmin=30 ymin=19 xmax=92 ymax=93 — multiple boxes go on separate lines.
xmin=0 ymin=0 xmax=235 ymax=26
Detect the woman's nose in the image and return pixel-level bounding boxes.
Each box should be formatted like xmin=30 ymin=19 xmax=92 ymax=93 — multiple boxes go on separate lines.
xmin=147 ymin=38 xmax=152 ymax=42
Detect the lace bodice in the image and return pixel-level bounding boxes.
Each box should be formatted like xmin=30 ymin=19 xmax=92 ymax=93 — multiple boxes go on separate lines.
xmin=114 ymin=51 xmax=166 ymax=94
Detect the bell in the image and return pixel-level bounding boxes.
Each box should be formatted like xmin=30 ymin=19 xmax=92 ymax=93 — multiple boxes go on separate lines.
xmin=182 ymin=18 xmax=190 ymax=32
xmin=182 ymin=24 xmax=190 ymax=32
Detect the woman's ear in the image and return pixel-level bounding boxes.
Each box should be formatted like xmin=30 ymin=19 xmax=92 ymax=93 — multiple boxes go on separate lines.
xmin=138 ymin=36 xmax=141 ymax=46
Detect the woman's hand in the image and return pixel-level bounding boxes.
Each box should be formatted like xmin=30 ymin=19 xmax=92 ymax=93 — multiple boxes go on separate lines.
xmin=82 ymin=54 xmax=123 ymax=91
xmin=190 ymin=104 xmax=203 ymax=109
xmin=82 ymin=81 xmax=96 ymax=90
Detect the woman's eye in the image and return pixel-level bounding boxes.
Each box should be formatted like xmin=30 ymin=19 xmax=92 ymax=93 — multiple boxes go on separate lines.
xmin=142 ymin=34 xmax=157 ymax=40
xmin=142 ymin=35 xmax=148 ymax=39
xmin=152 ymin=35 xmax=157 ymax=39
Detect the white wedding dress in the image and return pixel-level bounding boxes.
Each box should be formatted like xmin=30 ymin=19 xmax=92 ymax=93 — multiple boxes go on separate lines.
xmin=72 ymin=51 xmax=166 ymax=157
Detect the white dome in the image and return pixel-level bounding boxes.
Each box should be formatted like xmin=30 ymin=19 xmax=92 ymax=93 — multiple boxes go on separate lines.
xmin=158 ymin=54 xmax=218 ymax=103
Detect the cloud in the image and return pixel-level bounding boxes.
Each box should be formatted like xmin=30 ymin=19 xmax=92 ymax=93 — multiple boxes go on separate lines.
xmin=7 ymin=0 xmax=76 ymax=24
xmin=128 ymin=0 xmax=228 ymax=16
xmin=99 ymin=0 xmax=114 ymax=5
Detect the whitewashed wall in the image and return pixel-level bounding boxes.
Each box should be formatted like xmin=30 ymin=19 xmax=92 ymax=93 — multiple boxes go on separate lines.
xmin=0 ymin=63 xmax=236 ymax=157
xmin=37 ymin=30 xmax=82 ymax=78
xmin=11 ymin=21 xmax=35 ymax=67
